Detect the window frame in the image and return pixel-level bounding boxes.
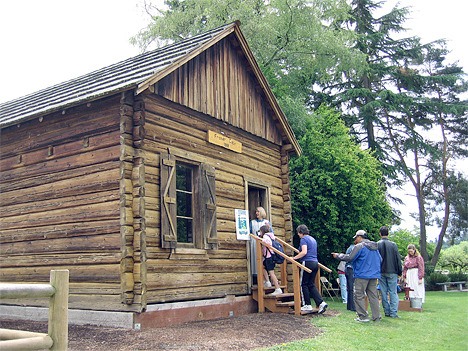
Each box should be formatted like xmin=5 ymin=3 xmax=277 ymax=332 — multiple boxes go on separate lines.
xmin=160 ymin=152 xmax=217 ymax=250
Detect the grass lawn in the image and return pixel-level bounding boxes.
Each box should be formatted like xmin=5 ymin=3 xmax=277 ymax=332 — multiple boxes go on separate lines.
xmin=261 ymin=291 xmax=468 ymax=351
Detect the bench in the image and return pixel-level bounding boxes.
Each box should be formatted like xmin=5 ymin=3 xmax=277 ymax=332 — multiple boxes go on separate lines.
xmin=436 ymin=281 xmax=466 ymax=292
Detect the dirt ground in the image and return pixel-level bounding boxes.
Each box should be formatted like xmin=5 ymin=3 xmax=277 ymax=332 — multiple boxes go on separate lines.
xmin=0 ymin=310 xmax=338 ymax=350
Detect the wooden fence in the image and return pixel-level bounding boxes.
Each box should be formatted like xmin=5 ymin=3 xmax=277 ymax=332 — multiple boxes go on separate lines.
xmin=0 ymin=270 xmax=69 ymax=350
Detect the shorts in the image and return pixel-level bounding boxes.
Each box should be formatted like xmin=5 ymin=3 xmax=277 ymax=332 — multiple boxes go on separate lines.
xmin=263 ymin=257 xmax=275 ymax=271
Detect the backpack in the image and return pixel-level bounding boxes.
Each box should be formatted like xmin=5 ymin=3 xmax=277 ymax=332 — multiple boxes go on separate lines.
xmin=269 ymin=238 xmax=285 ymax=264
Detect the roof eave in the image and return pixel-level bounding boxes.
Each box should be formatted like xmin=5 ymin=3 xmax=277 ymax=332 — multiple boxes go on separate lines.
xmin=0 ymin=85 xmax=137 ymax=129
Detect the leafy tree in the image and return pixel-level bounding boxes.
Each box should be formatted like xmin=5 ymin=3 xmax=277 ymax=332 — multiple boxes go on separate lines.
xmin=315 ymin=0 xmax=468 ymax=265
xmin=389 ymin=228 xmax=419 ymax=258
xmin=131 ymin=0 xmax=467 ymax=269
xmin=383 ymin=42 xmax=468 ymax=264
xmin=132 ymin=0 xmax=367 ymax=135
xmin=437 ymin=242 xmax=468 ymax=273
xmin=289 ymin=106 xmax=392 ymax=269
xmin=315 ymin=0 xmax=422 ymax=171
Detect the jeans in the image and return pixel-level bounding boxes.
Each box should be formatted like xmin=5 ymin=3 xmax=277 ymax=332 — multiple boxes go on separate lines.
xmin=379 ymin=273 xmax=399 ymax=317
xmin=338 ymin=273 xmax=347 ymax=303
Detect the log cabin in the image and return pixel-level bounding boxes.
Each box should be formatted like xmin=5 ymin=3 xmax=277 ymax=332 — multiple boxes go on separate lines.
xmin=0 ymin=21 xmax=302 ymax=328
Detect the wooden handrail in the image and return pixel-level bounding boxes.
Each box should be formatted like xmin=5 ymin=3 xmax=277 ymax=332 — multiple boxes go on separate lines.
xmin=249 ymin=234 xmax=311 ymax=273
xmin=275 ymin=237 xmax=332 ymax=273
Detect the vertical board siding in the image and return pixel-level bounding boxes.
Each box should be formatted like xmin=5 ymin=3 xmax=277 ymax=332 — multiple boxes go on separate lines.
xmin=155 ymin=40 xmax=283 ymax=146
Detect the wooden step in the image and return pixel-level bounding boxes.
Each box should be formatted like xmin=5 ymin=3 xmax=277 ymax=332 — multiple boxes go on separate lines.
xmin=276 ymin=300 xmax=295 ymax=307
xmin=252 ymin=285 xmax=287 ymax=291
xmin=263 ymin=292 xmax=294 ymax=299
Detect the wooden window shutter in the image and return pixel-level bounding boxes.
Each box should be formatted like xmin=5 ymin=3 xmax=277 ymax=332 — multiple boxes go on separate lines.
xmin=201 ymin=164 xmax=217 ymax=249
xmin=160 ymin=152 xmax=177 ymax=248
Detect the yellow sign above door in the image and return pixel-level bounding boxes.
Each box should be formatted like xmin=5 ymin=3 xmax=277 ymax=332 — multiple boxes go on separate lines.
xmin=207 ymin=130 xmax=242 ymax=153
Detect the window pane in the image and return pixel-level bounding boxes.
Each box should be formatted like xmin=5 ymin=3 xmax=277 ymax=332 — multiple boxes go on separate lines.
xmin=176 ymin=164 xmax=192 ymax=191
xmin=176 ymin=162 xmax=194 ymax=244
xmin=177 ymin=191 xmax=192 ymax=217
xmin=177 ymin=217 xmax=193 ymax=243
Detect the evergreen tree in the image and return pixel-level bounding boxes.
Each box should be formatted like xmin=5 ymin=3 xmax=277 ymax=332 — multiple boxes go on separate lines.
xmin=289 ymin=106 xmax=392 ymax=269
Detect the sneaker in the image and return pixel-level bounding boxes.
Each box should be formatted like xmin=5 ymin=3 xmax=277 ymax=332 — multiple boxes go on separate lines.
xmin=264 ymin=281 xmax=272 ymax=288
xmin=318 ymin=301 xmax=328 ymax=314
xmin=390 ymin=315 xmax=400 ymax=318
xmin=268 ymin=288 xmax=282 ymax=296
xmin=354 ymin=317 xmax=370 ymax=323
xmin=301 ymin=305 xmax=313 ymax=311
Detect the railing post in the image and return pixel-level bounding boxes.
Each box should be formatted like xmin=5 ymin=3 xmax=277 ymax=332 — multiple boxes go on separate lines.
xmin=48 ymin=270 xmax=69 ymax=351
xmin=280 ymin=261 xmax=287 ymax=292
xmin=292 ymin=265 xmax=301 ymax=315
xmin=255 ymin=239 xmax=265 ymax=313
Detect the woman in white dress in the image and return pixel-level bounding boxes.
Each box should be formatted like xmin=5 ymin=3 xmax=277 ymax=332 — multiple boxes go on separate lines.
xmin=402 ymin=244 xmax=425 ymax=303
xmin=250 ymin=207 xmax=271 ymax=286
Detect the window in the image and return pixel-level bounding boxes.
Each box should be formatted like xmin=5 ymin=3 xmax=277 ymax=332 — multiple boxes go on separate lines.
xmin=160 ymin=152 xmax=217 ymax=250
xmin=176 ymin=163 xmax=194 ymax=243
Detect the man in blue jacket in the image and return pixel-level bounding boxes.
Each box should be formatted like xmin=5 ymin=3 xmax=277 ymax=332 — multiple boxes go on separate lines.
xmin=332 ymin=230 xmax=382 ymax=322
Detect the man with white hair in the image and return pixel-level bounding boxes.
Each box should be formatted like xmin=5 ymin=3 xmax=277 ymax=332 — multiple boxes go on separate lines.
xmin=332 ymin=230 xmax=382 ymax=322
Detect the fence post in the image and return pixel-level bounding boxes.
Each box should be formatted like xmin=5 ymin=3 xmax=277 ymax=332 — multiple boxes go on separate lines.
xmin=48 ymin=270 xmax=69 ymax=351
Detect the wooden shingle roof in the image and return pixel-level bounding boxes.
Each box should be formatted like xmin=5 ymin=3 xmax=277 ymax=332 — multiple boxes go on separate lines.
xmin=0 ymin=21 xmax=300 ymax=155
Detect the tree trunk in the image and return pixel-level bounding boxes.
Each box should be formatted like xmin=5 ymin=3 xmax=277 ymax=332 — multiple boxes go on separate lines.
xmin=430 ymin=116 xmax=451 ymax=266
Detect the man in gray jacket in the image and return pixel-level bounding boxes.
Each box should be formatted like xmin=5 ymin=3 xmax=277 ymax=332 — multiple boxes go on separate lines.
xmin=377 ymin=226 xmax=402 ymax=318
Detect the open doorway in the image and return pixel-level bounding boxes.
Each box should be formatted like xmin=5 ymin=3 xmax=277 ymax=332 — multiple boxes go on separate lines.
xmin=246 ymin=184 xmax=271 ymax=288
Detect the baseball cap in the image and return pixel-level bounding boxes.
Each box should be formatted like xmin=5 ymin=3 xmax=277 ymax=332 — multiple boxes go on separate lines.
xmin=353 ymin=230 xmax=367 ymax=239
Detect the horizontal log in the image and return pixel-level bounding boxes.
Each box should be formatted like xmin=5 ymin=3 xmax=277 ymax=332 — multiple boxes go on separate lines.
xmin=0 ymin=199 xmax=120 ymax=230
xmin=0 ymin=144 xmax=120 ymax=187
xmin=0 ymin=219 xmax=120 ymax=244
xmin=4 ymin=293 xmax=140 ymax=312
xmin=146 ymin=272 xmax=246 ymax=290
xmin=0 ymin=283 xmax=55 ymax=299
xmin=0 ymin=264 xmax=121 ymax=284
xmin=0 ymin=233 xmax=121 ymax=255
xmin=146 ymin=258 xmax=246 ymax=274
xmin=0 ymin=189 xmax=119 ymax=218
xmin=145 ymin=283 xmax=247 ymax=304
xmin=0 ymin=332 xmax=53 ymax=350
xmin=0 ymin=252 xmax=121 ymax=268
xmin=0 ymin=160 xmax=117 ymax=199
xmin=0 ymin=96 xmax=121 ymax=156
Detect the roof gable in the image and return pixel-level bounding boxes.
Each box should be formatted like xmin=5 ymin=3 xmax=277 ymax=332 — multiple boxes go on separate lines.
xmin=0 ymin=22 xmax=300 ymax=155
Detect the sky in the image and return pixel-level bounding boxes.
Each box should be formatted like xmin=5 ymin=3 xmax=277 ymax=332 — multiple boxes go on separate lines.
xmin=0 ymin=0 xmax=466 ymax=238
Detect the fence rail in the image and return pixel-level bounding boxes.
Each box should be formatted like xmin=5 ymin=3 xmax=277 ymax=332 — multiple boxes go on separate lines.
xmin=0 ymin=270 xmax=69 ymax=351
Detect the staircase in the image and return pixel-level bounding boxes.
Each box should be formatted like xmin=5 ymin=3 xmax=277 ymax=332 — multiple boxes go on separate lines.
xmin=250 ymin=234 xmax=332 ymax=315
xmin=252 ymin=285 xmax=296 ymax=314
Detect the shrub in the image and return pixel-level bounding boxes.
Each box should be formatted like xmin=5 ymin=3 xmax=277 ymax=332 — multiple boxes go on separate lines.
xmin=427 ymin=272 xmax=449 ymax=291
xmin=425 ymin=264 xmax=435 ymax=277
xmin=448 ymin=272 xmax=467 ymax=282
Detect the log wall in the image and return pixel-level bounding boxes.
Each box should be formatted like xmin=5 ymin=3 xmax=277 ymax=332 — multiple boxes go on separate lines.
xmin=140 ymin=93 xmax=290 ymax=304
xmin=0 ymin=35 xmax=296 ymax=313
xmin=0 ymin=95 xmax=129 ymax=311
